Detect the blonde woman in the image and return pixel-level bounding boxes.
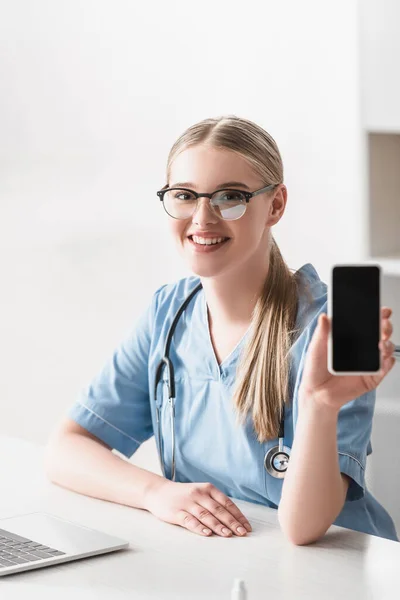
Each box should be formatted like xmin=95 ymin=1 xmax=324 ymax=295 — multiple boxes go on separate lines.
xmin=46 ymin=116 xmax=398 ymax=544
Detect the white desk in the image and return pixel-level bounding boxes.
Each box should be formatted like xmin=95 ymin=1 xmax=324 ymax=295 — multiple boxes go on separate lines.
xmin=1 ymin=435 xmax=399 ymax=599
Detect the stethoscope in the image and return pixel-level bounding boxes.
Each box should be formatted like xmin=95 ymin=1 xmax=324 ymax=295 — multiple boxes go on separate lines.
xmin=154 ymin=283 xmax=291 ymax=481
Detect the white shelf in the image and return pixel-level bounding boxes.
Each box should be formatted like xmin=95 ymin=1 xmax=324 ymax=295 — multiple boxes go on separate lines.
xmin=367 ymin=133 xmax=400 ymax=261
xmin=360 ymin=0 xmax=400 ymax=131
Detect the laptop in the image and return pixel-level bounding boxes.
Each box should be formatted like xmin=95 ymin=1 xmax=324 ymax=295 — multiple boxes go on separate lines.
xmin=0 ymin=512 xmax=129 ymax=577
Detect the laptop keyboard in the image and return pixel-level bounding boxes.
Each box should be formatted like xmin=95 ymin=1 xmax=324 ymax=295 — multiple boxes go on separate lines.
xmin=0 ymin=528 xmax=65 ymax=569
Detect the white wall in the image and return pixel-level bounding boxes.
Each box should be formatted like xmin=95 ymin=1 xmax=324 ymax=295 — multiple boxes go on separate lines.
xmin=0 ymin=0 xmax=364 ymax=275
xmin=0 ymin=0 xmax=366 ymax=439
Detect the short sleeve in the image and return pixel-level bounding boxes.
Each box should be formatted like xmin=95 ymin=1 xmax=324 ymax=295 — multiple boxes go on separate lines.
xmin=336 ymin=389 xmax=376 ymax=502
xmin=68 ymin=286 xmax=165 ymax=458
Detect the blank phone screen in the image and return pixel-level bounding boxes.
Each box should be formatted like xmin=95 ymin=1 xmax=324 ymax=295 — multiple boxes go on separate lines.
xmin=332 ymin=266 xmax=380 ymax=372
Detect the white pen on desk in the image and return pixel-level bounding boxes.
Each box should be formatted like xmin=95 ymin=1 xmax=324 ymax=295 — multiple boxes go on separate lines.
xmin=231 ymin=578 xmax=247 ymax=600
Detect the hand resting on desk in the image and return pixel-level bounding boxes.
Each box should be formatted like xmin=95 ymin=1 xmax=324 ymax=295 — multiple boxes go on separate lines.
xmin=144 ymin=479 xmax=252 ymax=538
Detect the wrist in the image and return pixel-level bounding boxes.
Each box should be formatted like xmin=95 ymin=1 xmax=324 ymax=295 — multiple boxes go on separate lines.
xmin=142 ymin=474 xmax=169 ymax=511
xmin=298 ymin=386 xmax=340 ymax=421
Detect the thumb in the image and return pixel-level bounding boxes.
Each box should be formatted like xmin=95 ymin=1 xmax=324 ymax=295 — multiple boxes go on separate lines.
xmin=313 ymin=313 xmax=330 ymax=339
xmin=318 ymin=313 xmax=330 ymax=333
xmin=301 ymin=312 xmax=331 ymax=386
xmin=307 ymin=313 xmax=330 ymax=354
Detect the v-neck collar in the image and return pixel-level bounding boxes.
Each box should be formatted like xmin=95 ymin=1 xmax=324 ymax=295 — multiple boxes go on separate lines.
xmin=199 ymin=288 xmax=251 ymax=375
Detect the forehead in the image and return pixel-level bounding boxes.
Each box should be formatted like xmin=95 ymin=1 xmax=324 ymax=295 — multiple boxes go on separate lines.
xmin=169 ymin=145 xmax=260 ymax=188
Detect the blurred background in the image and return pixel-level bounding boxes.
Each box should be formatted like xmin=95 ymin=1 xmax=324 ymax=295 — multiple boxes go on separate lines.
xmin=0 ymin=0 xmax=399 ymax=529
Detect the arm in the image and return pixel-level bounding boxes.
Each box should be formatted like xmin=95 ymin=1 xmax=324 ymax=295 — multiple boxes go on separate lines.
xmin=279 ymin=308 xmax=395 ymax=545
xmin=45 ymin=418 xmax=252 ymax=538
xmin=278 ymin=395 xmax=350 ymax=545
xmin=45 ymin=418 xmax=164 ymax=510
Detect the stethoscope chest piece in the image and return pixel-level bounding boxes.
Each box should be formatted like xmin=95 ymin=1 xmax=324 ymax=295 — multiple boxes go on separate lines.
xmin=264 ymin=442 xmax=291 ymax=479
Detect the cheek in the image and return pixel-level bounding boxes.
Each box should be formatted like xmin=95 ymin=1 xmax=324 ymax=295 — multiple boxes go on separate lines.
xmin=248 ymin=206 xmax=269 ymax=234
xmin=235 ymin=215 xmax=267 ymax=252
xmin=168 ymin=219 xmax=187 ymax=241
xmin=238 ymin=211 xmax=262 ymax=237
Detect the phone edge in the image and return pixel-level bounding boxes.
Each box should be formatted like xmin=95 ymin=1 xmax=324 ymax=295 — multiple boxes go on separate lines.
xmin=327 ymin=263 xmax=382 ymax=376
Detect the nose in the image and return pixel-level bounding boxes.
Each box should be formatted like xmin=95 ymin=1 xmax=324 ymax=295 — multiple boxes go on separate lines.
xmin=192 ymin=197 xmax=219 ymax=227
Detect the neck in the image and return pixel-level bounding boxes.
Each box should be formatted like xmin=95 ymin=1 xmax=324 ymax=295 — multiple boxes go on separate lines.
xmin=200 ymin=248 xmax=271 ymax=330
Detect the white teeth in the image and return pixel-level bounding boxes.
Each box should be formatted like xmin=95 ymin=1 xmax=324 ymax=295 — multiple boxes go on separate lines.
xmin=192 ymin=236 xmax=227 ymax=246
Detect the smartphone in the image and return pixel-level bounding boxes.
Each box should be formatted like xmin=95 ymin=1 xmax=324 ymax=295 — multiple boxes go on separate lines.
xmin=328 ymin=264 xmax=381 ymax=375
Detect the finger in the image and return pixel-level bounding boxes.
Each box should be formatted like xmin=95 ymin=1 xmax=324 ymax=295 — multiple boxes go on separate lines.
xmin=191 ymin=503 xmax=233 ymax=537
xmin=208 ymin=489 xmax=252 ymax=534
xmin=177 ymin=510 xmax=213 ymax=537
xmin=209 ymin=490 xmax=252 ymax=532
xmin=380 ymin=355 xmax=396 ymax=377
xmin=313 ymin=313 xmax=330 ymax=340
xmin=379 ymin=340 xmax=395 ymax=358
xmin=381 ymin=307 xmax=392 ymax=318
xmin=195 ymin=500 xmax=248 ymax=537
xmin=381 ymin=318 xmax=393 ymax=340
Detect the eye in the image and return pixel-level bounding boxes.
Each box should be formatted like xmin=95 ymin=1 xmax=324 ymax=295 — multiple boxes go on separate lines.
xmin=172 ymin=190 xmax=197 ymax=202
xmin=215 ymin=190 xmax=245 ymax=202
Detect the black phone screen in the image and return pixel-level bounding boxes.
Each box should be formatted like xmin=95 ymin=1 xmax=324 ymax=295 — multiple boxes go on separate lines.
xmin=332 ymin=266 xmax=380 ymax=372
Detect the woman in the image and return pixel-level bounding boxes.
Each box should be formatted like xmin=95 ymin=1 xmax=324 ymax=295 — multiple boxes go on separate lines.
xmin=45 ymin=115 xmax=398 ymax=544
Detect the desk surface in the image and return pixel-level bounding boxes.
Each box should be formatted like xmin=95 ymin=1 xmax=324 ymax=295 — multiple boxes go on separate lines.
xmin=0 ymin=435 xmax=399 ymax=599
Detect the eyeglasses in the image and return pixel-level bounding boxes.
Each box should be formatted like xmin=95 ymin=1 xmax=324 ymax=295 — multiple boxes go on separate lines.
xmin=157 ymin=184 xmax=278 ymax=221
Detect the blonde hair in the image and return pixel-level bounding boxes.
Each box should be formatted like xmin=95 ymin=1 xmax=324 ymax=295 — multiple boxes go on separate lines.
xmin=166 ymin=115 xmax=305 ymax=442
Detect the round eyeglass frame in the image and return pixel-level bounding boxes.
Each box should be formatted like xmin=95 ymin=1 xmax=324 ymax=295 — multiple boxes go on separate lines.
xmin=156 ymin=183 xmax=279 ymax=220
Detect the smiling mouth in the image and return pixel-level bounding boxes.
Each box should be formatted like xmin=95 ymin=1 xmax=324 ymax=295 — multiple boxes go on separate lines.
xmin=187 ymin=235 xmax=230 ymax=246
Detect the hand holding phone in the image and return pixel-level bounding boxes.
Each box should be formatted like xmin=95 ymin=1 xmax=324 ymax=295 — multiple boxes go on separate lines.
xmin=299 ymin=264 xmax=396 ymax=409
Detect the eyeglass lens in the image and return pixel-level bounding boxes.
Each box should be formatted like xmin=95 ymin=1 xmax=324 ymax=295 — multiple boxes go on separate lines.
xmin=163 ymin=189 xmax=247 ymax=220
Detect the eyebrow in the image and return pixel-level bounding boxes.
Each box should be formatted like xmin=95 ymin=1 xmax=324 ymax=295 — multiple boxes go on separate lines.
xmin=169 ymin=181 xmax=251 ymax=190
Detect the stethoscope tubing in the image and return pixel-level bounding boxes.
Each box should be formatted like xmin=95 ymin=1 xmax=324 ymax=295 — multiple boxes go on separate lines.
xmin=154 ymin=282 xmax=290 ymax=481
xmin=154 ymin=283 xmax=203 ymax=480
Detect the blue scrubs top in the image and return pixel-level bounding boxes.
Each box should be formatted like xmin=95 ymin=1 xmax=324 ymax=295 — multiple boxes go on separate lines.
xmin=68 ymin=263 xmax=398 ymax=542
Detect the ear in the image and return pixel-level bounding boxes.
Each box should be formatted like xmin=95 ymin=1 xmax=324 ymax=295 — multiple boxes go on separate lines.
xmin=266 ymin=184 xmax=287 ymax=227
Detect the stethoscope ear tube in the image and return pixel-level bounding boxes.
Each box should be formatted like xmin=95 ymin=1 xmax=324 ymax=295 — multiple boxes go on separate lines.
xmin=163 ymin=357 xmax=175 ymax=399
xmin=154 ymin=357 xmax=176 ymax=479
xmin=164 ymin=356 xmax=176 ymax=480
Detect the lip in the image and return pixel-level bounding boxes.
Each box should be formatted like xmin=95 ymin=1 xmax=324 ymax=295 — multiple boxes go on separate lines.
xmin=187 ymin=232 xmax=230 ymax=239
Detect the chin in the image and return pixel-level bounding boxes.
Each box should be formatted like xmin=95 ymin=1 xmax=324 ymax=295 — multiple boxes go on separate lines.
xmin=184 ymin=258 xmax=229 ymax=279
xmin=179 ymin=240 xmax=233 ymax=278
